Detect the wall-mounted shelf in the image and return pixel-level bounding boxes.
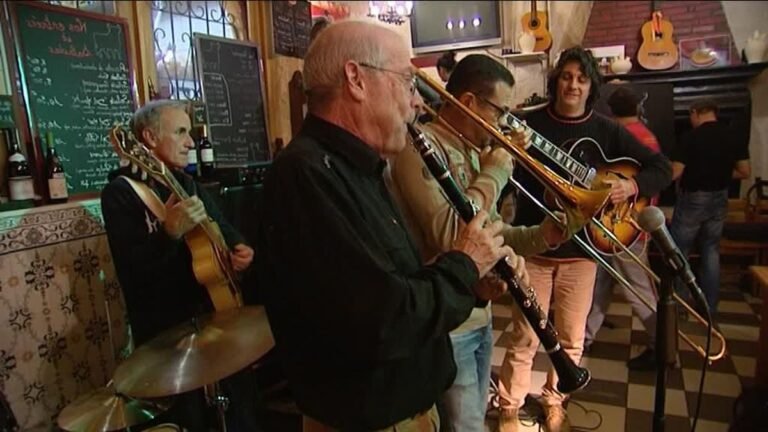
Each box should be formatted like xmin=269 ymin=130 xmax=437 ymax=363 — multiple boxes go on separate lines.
xmin=488 ymin=49 xmax=548 ymax=63
xmin=600 ymin=61 xmax=768 ymax=117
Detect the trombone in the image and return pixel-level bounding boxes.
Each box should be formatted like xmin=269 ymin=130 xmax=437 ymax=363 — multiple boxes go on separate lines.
xmin=414 ymin=69 xmax=726 ymax=363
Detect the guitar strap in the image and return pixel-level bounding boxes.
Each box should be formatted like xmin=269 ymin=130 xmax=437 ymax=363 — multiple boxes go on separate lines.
xmin=119 ymin=175 xmax=167 ymax=222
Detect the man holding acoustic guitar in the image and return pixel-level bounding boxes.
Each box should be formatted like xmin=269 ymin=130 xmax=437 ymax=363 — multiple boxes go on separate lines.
xmin=101 ymin=100 xmax=260 ymax=431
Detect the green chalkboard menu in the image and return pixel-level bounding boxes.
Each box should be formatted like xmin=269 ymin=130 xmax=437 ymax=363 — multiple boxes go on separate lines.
xmin=0 ymin=96 xmax=14 ymax=129
xmin=270 ymin=0 xmax=311 ymax=58
xmin=194 ymin=33 xmax=270 ymax=165
xmin=11 ymin=2 xmax=135 ymax=195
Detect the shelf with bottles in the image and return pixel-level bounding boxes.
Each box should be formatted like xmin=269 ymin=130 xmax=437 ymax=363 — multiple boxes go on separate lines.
xmin=186 ymin=122 xmax=216 ymax=183
xmin=44 ymin=130 xmax=68 ymax=205
xmin=1 ymin=127 xmax=36 ymax=211
xmin=0 ymin=126 xmax=77 ymax=212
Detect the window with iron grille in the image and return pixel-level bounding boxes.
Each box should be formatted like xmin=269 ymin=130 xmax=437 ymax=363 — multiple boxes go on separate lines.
xmin=151 ymin=1 xmax=243 ymax=100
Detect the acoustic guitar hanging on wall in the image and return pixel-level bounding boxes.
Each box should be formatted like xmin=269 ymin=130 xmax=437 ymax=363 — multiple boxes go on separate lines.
xmin=520 ymin=0 xmax=552 ymax=52
xmin=637 ymin=2 xmax=679 ymax=70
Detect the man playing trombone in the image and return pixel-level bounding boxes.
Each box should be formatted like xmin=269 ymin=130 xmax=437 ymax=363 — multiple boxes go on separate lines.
xmin=388 ymin=54 xmax=583 ymax=432
xmin=498 ymin=47 xmax=672 ymax=432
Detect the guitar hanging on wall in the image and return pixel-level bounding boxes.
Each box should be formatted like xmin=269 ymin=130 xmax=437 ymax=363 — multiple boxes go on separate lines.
xmin=520 ymin=0 xmax=552 ymax=52
xmin=637 ymin=1 xmax=679 ymax=70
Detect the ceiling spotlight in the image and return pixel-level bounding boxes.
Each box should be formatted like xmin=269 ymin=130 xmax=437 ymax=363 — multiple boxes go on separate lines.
xmin=472 ymin=17 xmax=481 ymax=27
xmin=446 ymin=20 xmax=453 ymax=30
xmin=458 ymin=20 xmax=465 ymax=29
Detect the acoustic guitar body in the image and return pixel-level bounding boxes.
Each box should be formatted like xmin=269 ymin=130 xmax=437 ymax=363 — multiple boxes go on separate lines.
xmin=567 ymin=139 xmax=648 ymax=254
xmin=521 ymin=11 xmax=552 ymax=52
xmin=638 ymin=18 xmax=678 ymax=70
xmin=587 ymin=162 xmax=649 ymax=254
xmin=186 ymin=221 xmax=242 ymax=311
xmin=542 ymin=138 xmax=648 ymax=255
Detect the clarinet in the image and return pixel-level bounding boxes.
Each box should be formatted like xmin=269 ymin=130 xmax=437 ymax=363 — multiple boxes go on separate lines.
xmin=406 ymin=123 xmax=590 ymax=394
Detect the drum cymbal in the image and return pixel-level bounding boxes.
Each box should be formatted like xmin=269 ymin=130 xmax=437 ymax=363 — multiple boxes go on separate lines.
xmin=57 ymin=385 xmax=170 ymax=431
xmin=113 ymin=305 xmax=274 ymax=398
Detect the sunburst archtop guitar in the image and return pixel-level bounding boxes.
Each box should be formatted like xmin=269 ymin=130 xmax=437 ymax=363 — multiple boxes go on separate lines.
xmin=504 ymin=115 xmax=648 ymax=255
xmin=108 ymin=125 xmax=242 ymax=311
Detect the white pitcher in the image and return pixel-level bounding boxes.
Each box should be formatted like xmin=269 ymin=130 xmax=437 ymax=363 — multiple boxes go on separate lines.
xmin=611 ymin=56 xmax=632 ymax=74
xmin=519 ymin=31 xmax=536 ymax=54
xmin=745 ymin=31 xmax=767 ymax=64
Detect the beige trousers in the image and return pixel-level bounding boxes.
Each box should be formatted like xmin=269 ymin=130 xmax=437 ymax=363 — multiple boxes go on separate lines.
xmin=498 ymin=257 xmax=597 ymax=409
xmin=303 ymin=405 xmax=439 ymax=432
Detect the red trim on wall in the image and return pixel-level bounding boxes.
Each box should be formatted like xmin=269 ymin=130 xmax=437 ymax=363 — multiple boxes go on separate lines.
xmin=411 ymin=54 xmax=441 ymax=68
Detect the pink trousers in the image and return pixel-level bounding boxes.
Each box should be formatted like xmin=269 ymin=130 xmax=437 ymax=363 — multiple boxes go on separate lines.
xmin=498 ymin=257 xmax=597 ymax=409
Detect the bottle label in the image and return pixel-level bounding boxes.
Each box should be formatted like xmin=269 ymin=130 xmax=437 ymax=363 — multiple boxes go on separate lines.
xmin=9 ymin=177 xmax=34 ymax=201
xmin=9 ymin=153 xmax=26 ymax=163
xmin=201 ymin=148 xmax=214 ymax=163
xmin=187 ymin=150 xmax=198 ymax=164
xmin=48 ymin=177 xmax=68 ymax=199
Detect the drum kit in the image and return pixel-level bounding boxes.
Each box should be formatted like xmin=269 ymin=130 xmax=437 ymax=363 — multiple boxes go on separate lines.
xmin=57 ymin=306 xmax=274 ymax=432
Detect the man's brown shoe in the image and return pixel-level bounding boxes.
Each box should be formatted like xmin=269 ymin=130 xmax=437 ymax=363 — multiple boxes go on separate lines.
xmin=543 ymin=404 xmax=571 ymax=432
xmin=498 ymin=408 xmax=519 ymax=432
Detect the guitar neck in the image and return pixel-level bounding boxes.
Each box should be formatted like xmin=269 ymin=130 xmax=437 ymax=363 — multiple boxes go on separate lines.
xmin=162 ymin=170 xmax=191 ymax=202
xmin=505 ymin=114 xmax=593 ymax=186
xmin=532 ymin=0 xmax=537 ymax=15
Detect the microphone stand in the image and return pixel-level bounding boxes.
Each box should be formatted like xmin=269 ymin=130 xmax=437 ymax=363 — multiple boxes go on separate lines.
xmin=653 ymin=266 xmax=678 ymax=432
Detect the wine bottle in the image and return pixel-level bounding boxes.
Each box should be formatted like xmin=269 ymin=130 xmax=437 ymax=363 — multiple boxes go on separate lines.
xmin=6 ymin=129 xmax=35 ymax=202
xmin=45 ymin=130 xmax=68 ymax=203
xmin=185 ymin=137 xmax=198 ymax=177
xmin=199 ymin=125 xmax=215 ymax=178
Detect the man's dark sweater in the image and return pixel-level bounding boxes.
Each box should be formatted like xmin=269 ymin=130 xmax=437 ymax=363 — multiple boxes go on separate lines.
xmin=258 ymin=114 xmax=479 ymax=430
xmin=513 ymin=107 xmax=672 ymax=259
xmin=101 ymin=167 xmax=244 ymax=345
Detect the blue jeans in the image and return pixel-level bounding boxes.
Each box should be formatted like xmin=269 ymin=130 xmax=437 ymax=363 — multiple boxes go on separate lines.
xmin=669 ymin=189 xmax=728 ymax=315
xmin=439 ymin=323 xmax=492 ymax=432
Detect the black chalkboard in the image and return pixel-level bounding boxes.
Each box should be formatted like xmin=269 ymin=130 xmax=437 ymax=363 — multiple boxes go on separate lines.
xmin=194 ymin=33 xmax=270 ymax=165
xmin=12 ymin=1 xmax=135 ymax=195
xmin=0 ymin=96 xmax=14 ymax=129
xmin=270 ymin=0 xmax=311 ymax=58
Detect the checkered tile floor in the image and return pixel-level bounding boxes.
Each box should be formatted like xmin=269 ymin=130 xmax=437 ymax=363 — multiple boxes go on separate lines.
xmin=485 ymin=271 xmax=762 ymax=432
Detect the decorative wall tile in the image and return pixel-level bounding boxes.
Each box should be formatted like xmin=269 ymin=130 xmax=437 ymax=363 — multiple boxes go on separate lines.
xmin=0 ymin=200 xmax=127 ymax=430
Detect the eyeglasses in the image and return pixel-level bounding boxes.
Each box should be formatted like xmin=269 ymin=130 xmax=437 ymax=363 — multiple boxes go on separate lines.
xmin=477 ymin=95 xmax=511 ymax=116
xmin=359 ymin=62 xmax=418 ymax=95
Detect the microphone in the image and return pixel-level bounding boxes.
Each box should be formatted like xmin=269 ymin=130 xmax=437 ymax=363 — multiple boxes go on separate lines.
xmin=637 ymin=206 xmax=709 ymax=316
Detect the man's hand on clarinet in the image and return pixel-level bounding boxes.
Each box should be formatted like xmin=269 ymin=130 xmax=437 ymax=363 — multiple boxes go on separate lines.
xmin=472 ymin=252 xmax=528 ymax=301
xmin=452 ymin=210 xmax=516 ymax=278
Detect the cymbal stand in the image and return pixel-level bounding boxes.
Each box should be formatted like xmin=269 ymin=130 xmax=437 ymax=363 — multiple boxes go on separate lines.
xmin=204 ymin=381 xmax=229 ymax=432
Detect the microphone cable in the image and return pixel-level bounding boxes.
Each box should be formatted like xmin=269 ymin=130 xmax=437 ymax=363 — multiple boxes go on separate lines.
xmin=691 ymin=295 xmax=714 ymax=432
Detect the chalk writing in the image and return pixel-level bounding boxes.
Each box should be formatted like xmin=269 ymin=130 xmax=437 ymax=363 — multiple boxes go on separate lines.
xmin=0 ymin=96 xmax=14 ymax=128
xmin=270 ymin=1 xmax=311 ymax=58
xmin=196 ymin=34 xmax=270 ymax=165
xmin=16 ymin=2 xmax=135 ymax=195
